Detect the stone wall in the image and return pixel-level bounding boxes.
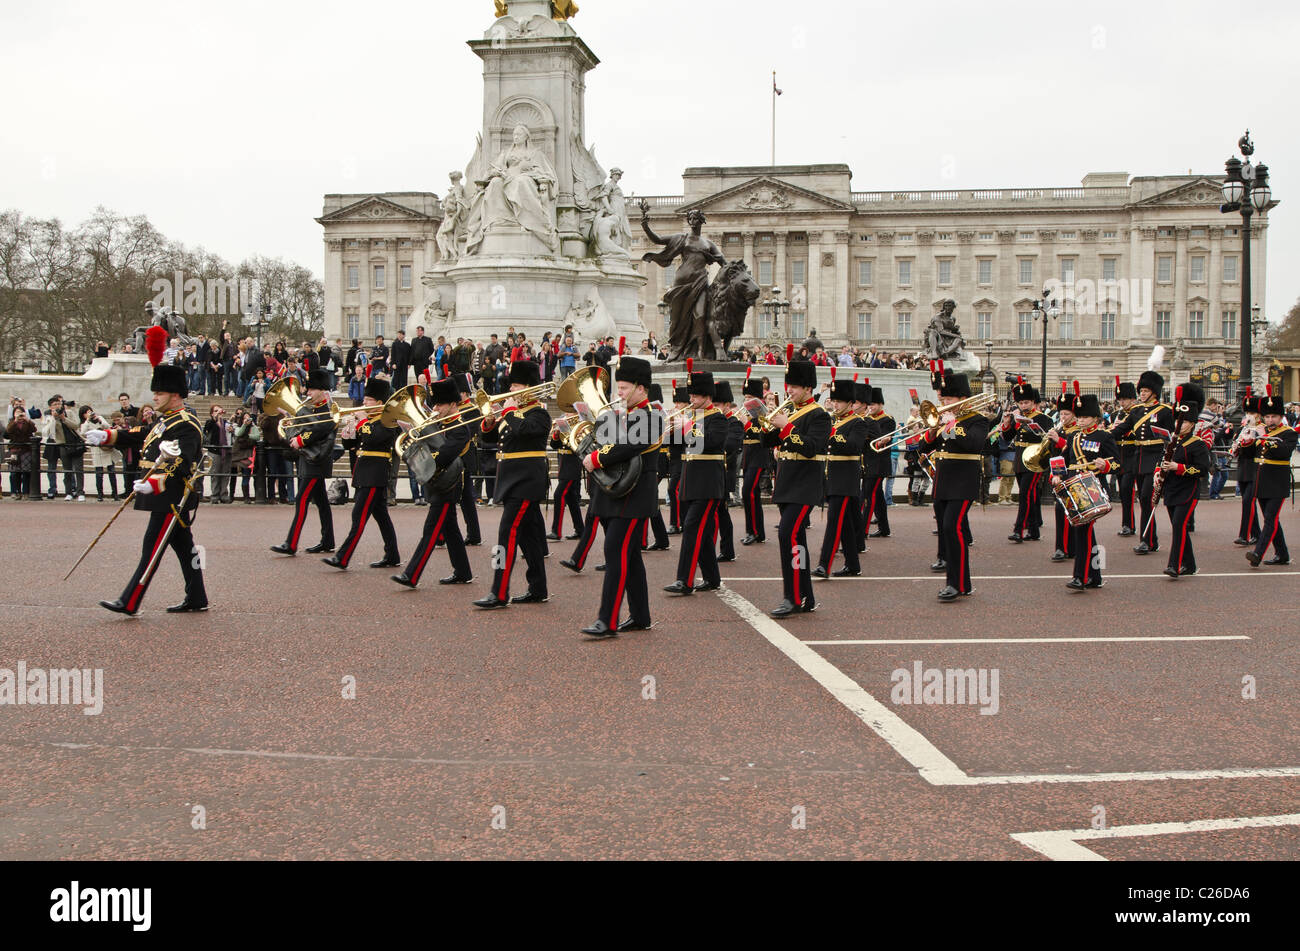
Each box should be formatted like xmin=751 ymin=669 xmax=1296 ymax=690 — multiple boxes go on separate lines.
xmin=0 ymin=355 xmax=154 ymax=413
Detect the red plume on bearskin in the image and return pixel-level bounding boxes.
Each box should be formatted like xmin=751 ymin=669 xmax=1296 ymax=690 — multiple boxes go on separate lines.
xmin=745 ymin=365 xmax=753 ymax=381
xmin=853 ymin=373 xmax=859 ymax=382
xmin=864 ymin=377 xmax=870 ymax=387
xmin=1060 ymin=381 xmax=1067 ymax=395
xmin=423 ymin=368 xmax=432 ymax=387
xmin=686 ymin=358 xmax=694 ymax=375
xmin=786 ymin=343 xmax=795 ymax=364
xmin=618 ymin=336 xmax=626 ymax=357
xmin=1018 ymin=376 xmax=1025 ymax=386
xmin=672 ymin=379 xmax=677 ymax=391
xmin=938 ymin=360 xmax=945 ymax=376
xmin=1246 ymin=386 xmax=1253 ymax=399
xmin=145 ymin=325 xmax=168 ymax=368
xmin=830 ymin=366 xmax=837 ymax=381
xmin=1073 ymin=380 xmax=1081 ymax=399
xmin=1267 ymin=384 xmax=1273 ymax=397
xmin=1176 ymin=385 xmax=1183 ymax=403
xmin=366 ymin=363 xmax=373 ymax=379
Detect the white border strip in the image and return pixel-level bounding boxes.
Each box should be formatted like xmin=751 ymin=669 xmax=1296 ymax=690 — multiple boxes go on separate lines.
xmin=804 ymin=636 xmax=1251 ymax=646
xmin=1012 ymin=813 xmax=1300 ymax=861
xmin=724 ymin=572 xmax=1300 ymax=582
xmin=716 ymin=588 xmax=1300 ymax=787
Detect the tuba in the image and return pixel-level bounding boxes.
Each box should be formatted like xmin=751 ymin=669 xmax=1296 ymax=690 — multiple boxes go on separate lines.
xmin=555 ymin=366 xmax=642 ymax=499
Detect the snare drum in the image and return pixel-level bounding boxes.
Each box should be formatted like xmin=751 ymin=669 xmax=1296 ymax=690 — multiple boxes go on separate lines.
xmin=1055 ymin=470 xmax=1112 ymax=527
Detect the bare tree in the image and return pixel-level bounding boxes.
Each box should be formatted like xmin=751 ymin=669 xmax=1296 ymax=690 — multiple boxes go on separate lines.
xmin=236 ymin=255 xmax=324 ymax=343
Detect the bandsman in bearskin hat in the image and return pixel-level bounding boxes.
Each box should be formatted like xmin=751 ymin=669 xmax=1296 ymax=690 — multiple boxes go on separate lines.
xmin=813 ymin=374 xmax=869 ymax=580
xmin=393 ymin=378 xmax=475 ymax=590
xmin=474 ymin=359 xmax=553 ymax=609
xmin=1002 ymin=376 xmax=1054 ymax=544
xmin=1152 ymin=386 xmax=1212 ymax=579
xmin=759 ymin=354 xmax=832 ymax=617
xmin=453 ymin=372 xmax=484 ymax=546
xmin=713 ymin=379 xmax=743 ymax=563
xmin=664 ymin=363 xmax=729 ymax=598
xmin=1048 ymin=382 xmax=1081 ymax=563
xmin=271 ymin=367 xmax=339 ymax=558
xmin=1110 ymin=358 xmax=1175 ymax=555
xmin=665 ymin=381 xmax=691 ymax=535
xmin=1110 ymin=376 xmax=1140 ymax=537
xmin=1232 ymin=390 xmax=1263 ymax=546
xmin=862 ymin=382 xmax=894 ymax=543
xmin=84 ymin=325 xmax=210 ymax=615
xmin=739 ymin=371 xmax=771 ymax=546
xmin=1044 ymin=387 xmax=1119 ymax=590
xmin=643 ymin=383 xmax=672 ymax=553
xmin=321 ymin=376 xmax=401 ymax=571
xmin=1242 ymin=387 xmax=1296 ymax=568
xmin=918 ymin=368 xmax=989 ymax=602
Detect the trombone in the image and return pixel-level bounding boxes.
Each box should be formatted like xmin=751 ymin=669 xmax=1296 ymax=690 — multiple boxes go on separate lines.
xmin=264 ymin=377 xmax=375 ymax=437
xmin=869 ymin=391 xmax=997 ymax=453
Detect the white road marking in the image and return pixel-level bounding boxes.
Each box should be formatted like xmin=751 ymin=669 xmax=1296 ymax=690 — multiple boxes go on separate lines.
xmin=803 ymin=636 xmax=1251 ymax=646
xmin=1011 ymin=813 xmax=1300 ymax=861
xmin=715 ymin=588 xmax=1300 ymax=787
xmin=724 ymin=572 xmax=1300 ymax=582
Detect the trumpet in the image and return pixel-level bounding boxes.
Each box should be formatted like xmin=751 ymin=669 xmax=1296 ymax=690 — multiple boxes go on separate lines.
xmin=741 ymin=396 xmax=796 ymax=433
xmin=473 ymin=381 xmax=558 ymax=417
xmin=869 ymin=391 xmax=997 ymax=453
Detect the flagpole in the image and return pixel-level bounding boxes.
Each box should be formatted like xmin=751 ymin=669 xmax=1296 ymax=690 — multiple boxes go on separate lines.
xmin=771 ymin=70 xmax=777 ymax=166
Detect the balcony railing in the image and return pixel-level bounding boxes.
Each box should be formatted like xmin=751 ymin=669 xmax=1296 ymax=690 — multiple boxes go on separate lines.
xmin=849 ymin=186 xmax=1131 ymax=206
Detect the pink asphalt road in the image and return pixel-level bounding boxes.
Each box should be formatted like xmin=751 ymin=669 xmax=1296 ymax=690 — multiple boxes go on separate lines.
xmin=0 ymin=497 xmax=1296 ymax=860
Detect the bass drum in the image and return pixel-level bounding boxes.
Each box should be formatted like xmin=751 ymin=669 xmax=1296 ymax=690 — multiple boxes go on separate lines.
xmin=576 ymin=431 xmax=642 ymax=499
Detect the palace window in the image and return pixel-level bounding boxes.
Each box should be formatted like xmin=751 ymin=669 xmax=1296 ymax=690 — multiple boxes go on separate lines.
xmin=1222 ymin=310 xmax=1237 ymax=340
xmin=1018 ymin=312 xmax=1035 ymax=341
xmin=1059 ymin=311 xmax=1074 ymax=340
xmin=758 ymin=260 xmax=774 ymax=285
xmin=1223 ymin=256 xmax=1238 ymax=281
xmin=979 ymin=232 xmax=994 ymax=241
xmin=977 ymin=259 xmax=993 ymax=285
xmin=1157 ymin=257 xmax=1172 ymax=283
xmin=346 ymin=311 xmax=360 ymax=340
xmin=1100 ymin=312 xmax=1116 ymax=340
xmin=897 ymin=312 xmax=912 ymax=339
xmin=897 ymin=260 xmax=912 ymax=285
xmin=1061 ymin=231 xmax=1076 ymax=240
xmin=858 ymin=260 xmax=873 ymax=286
xmin=1102 ymin=258 xmax=1117 ymax=281
xmin=897 ymin=233 xmax=913 ymax=242
xmin=373 ymin=265 xmax=385 ymax=289
xmin=1060 ymin=359 xmax=1073 ymax=368
xmin=1190 ymin=256 xmax=1205 ymax=282
xmin=1102 ymin=230 xmax=1117 ymax=239
xmin=937 ymin=259 xmax=952 ymax=285
xmin=372 ymin=311 xmax=386 ymax=338
xmin=1155 ymin=310 xmax=1172 ymax=339
xmin=1188 ymin=310 xmax=1205 ymax=338
xmin=397 ymin=307 xmax=412 ymax=334
xmin=1102 ymin=359 xmax=1115 ymax=369
xmin=400 ymin=265 xmax=412 ymax=290
xmin=789 ymin=311 xmax=807 ymax=340
xmin=345 ymin=239 xmax=359 ymax=250
xmin=977 ymin=312 xmax=992 ymax=340
xmin=938 ymin=232 xmax=953 ymax=241
xmin=1019 ymin=259 xmax=1033 ymax=284
xmin=373 ymin=240 xmax=386 ymax=250
xmin=791 ymin=259 xmax=806 ymax=286
xmin=1060 ymin=258 xmax=1076 ymax=284
xmin=857 ymin=313 xmax=873 ymax=340
xmin=347 ymin=266 xmax=359 ymax=290
xmin=1019 ymin=231 xmax=1034 ymax=241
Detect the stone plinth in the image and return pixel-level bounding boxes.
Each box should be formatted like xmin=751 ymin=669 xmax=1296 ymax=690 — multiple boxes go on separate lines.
xmin=0 ymin=356 xmax=155 ymax=412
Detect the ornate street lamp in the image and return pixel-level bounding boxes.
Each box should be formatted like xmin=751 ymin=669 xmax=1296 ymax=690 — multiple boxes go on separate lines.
xmin=1031 ymin=290 xmax=1061 ymax=396
xmin=656 ymin=300 xmax=669 ymax=339
xmin=982 ymin=340 xmax=996 ymax=392
xmin=1220 ymin=131 xmax=1272 ymax=403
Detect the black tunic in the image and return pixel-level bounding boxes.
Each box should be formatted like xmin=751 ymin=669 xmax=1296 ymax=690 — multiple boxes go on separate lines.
xmin=288 ymin=399 xmax=338 ymax=478
xmin=489 ymin=402 xmax=551 ymax=502
xmin=109 ymin=409 xmax=204 ymax=512
xmin=825 ymin=412 xmax=868 ymax=498
xmin=762 ymin=399 xmax=833 ymax=506
xmin=1162 ymin=434 xmax=1210 ymax=507
xmin=864 ymin=413 xmax=895 ymax=477
xmin=1110 ymin=401 xmax=1176 ymax=476
xmin=923 ymin=411 xmax=990 ymax=502
xmin=352 ymin=416 xmax=399 ymax=489
xmin=422 ymin=411 xmax=473 ymax=504
xmin=589 ymin=402 xmax=663 ymax=520
xmin=1250 ymin=425 xmax=1298 ymax=499
xmin=1005 ymin=412 xmax=1055 ymax=475
xmin=677 ymin=407 xmax=729 ymax=501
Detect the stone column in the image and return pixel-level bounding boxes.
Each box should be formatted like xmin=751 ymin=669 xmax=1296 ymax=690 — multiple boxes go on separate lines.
xmin=387 ymin=242 xmax=399 ymax=333
xmin=1173 ymin=226 xmax=1188 ymax=339
xmin=324 ymin=239 xmax=343 ymax=340
xmin=1133 ymin=227 xmax=1155 ymax=341
xmin=833 ymin=231 xmax=852 ymax=343
xmin=774 ymin=232 xmax=788 ymax=293
xmin=741 ymin=231 xmax=756 ymax=271
xmin=806 ymin=231 xmax=822 ymax=338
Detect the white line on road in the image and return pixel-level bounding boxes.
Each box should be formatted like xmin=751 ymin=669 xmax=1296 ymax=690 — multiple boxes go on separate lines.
xmin=1011 ymin=813 xmax=1300 ymax=861
xmin=803 ymin=636 xmax=1251 ymax=646
xmin=724 ymin=572 xmax=1300 ymax=582
xmin=715 ymin=588 xmax=1300 ymax=787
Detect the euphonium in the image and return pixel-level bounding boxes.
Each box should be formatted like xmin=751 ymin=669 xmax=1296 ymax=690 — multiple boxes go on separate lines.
xmin=555 ymin=366 xmax=642 ymax=499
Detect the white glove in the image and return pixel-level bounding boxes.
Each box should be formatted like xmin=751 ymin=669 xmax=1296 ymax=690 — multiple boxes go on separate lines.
xmin=133 ymin=479 xmax=156 ymax=496
xmin=84 ymin=430 xmax=108 ymax=446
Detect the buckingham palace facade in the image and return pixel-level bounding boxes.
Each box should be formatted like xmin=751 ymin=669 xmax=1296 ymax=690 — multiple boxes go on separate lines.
xmin=631 ymin=164 xmax=1275 ymax=389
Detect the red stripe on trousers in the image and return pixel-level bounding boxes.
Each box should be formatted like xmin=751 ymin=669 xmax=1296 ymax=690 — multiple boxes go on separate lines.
xmin=686 ymin=501 xmax=714 ymax=586
xmin=1263 ymin=503 xmax=1281 ymax=557
xmin=956 ymin=500 xmax=972 ymax=593
xmin=555 ymin=482 xmax=570 ymax=534
xmin=865 ymin=479 xmax=878 ymax=537
xmin=829 ymin=496 xmax=848 ymax=568
xmin=341 ymin=486 xmax=376 ymax=566
xmin=1175 ymin=498 xmax=1198 ymax=571
xmin=608 ymin=518 xmax=639 ymax=627
xmin=498 ymin=499 xmax=529 ymax=599
xmin=127 ymin=512 xmax=174 ymax=612
xmin=577 ymin=516 xmax=601 ymax=568
xmin=791 ymin=505 xmax=811 ymax=605
xmin=1082 ymin=523 xmax=1094 ymax=583
xmin=290 ymin=478 xmax=318 ymax=550
xmin=748 ymin=470 xmax=760 ymax=532
xmin=411 ymin=503 xmax=450 ymax=584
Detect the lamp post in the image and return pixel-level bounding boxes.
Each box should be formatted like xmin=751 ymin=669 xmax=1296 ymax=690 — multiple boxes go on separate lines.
xmin=982 ymin=340 xmax=995 ymax=393
xmin=1031 ymin=290 xmax=1061 ymax=396
xmin=1220 ymin=131 xmax=1271 ymax=403
xmin=656 ymin=300 xmax=669 ymax=344
xmin=762 ymin=287 xmax=790 ymax=353
xmin=1249 ymin=304 xmax=1270 ymax=392
xmin=243 ymin=301 xmax=272 ymax=351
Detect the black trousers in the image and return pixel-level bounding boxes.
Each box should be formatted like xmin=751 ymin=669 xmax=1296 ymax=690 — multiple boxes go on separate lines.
xmin=284 ymin=475 xmax=334 ymax=551
xmin=598 ymin=517 xmax=651 ymax=629
xmin=1118 ymin=469 xmax=1138 ymax=531
xmin=459 ymin=487 xmax=481 ymax=544
xmin=403 ymin=500 xmax=470 ymax=585
xmin=1069 ymin=520 xmax=1102 ymax=584
xmin=1239 ymin=480 xmax=1261 ymax=541
xmin=1253 ymin=497 xmax=1289 ymax=562
xmin=742 ymin=466 xmax=766 ymax=540
xmin=818 ymin=495 xmax=861 ymax=573
xmin=717 ymin=498 xmax=735 ymax=559
xmin=1136 ymin=471 xmax=1159 ymax=549
xmin=862 ymin=475 xmax=890 ymax=536
xmin=1054 ymin=500 xmax=1073 ymax=555
xmin=119 ymin=505 xmax=207 ymax=612
xmin=1166 ymin=499 xmax=1199 ymax=574
xmin=667 ymin=469 xmax=683 ymax=527
xmin=568 ymin=504 xmax=602 ymax=570
xmin=935 ymin=498 xmax=975 ymax=594
xmin=675 ymin=498 xmax=720 ymax=588
xmin=491 ymin=497 xmax=547 ymax=600
xmin=551 ymin=478 xmax=584 ymax=536
xmin=1014 ymin=471 xmax=1045 ymax=537
xmin=336 ymin=485 xmax=399 ymax=567
xmin=776 ymin=502 xmax=815 ymax=607
xmin=642 ymin=505 xmax=669 ymax=549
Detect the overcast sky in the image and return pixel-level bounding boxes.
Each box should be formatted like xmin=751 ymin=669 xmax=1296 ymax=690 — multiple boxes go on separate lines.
xmin=3 ymin=0 xmax=1297 ymax=320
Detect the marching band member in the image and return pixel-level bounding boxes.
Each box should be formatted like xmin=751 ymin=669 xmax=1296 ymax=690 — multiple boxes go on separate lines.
xmin=1111 ymin=376 xmax=1139 ymax=537
xmin=474 ymin=361 xmax=551 ymax=610
xmin=1045 ymin=392 xmax=1118 ymax=591
xmin=580 ymin=357 xmax=662 ymax=638
xmin=1232 ymin=392 xmax=1263 ymax=547
xmin=740 ymin=375 xmax=769 ymax=546
xmin=664 ymin=368 xmax=727 ymax=597
xmin=665 ymin=382 xmax=688 ymax=536
xmin=547 ymin=416 xmax=585 ymax=542
xmin=642 ymin=383 xmax=671 ymax=552
xmin=86 ymin=329 xmax=209 ymax=615
xmin=1109 ymin=366 xmax=1174 ymax=555
xmin=1049 ymin=384 xmax=1079 ymax=563
xmin=1003 ymin=378 xmax=1052 ymax=543
xmin=454 ymin=373 xmax=484 ymax=547
xmin=853 ymin=382 xmax=878 ymax=552
xmin=1244 ymin=388 xmax=1296 ymax=568
xmin=271 ymin=369 xmax=337 ymax=557
xmin=323 ymin=377 xmax=401 ymax=570
xmin=761 ymin=358 xmax=832 ymax=618
xmin=1158 ymin=387 xmax=1210 ymax=579
xmin=862 ymin=384 xmax=894 ymax=542
xmin=393 ymin=378 xmax=474 ymax=589
xmin=813 ymin=377 xmax=868 ymax=579
xmin=921 ymin=370 xmax=989 ymax=603
xmin=714 ymin=381 xmax=743 ymax=563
